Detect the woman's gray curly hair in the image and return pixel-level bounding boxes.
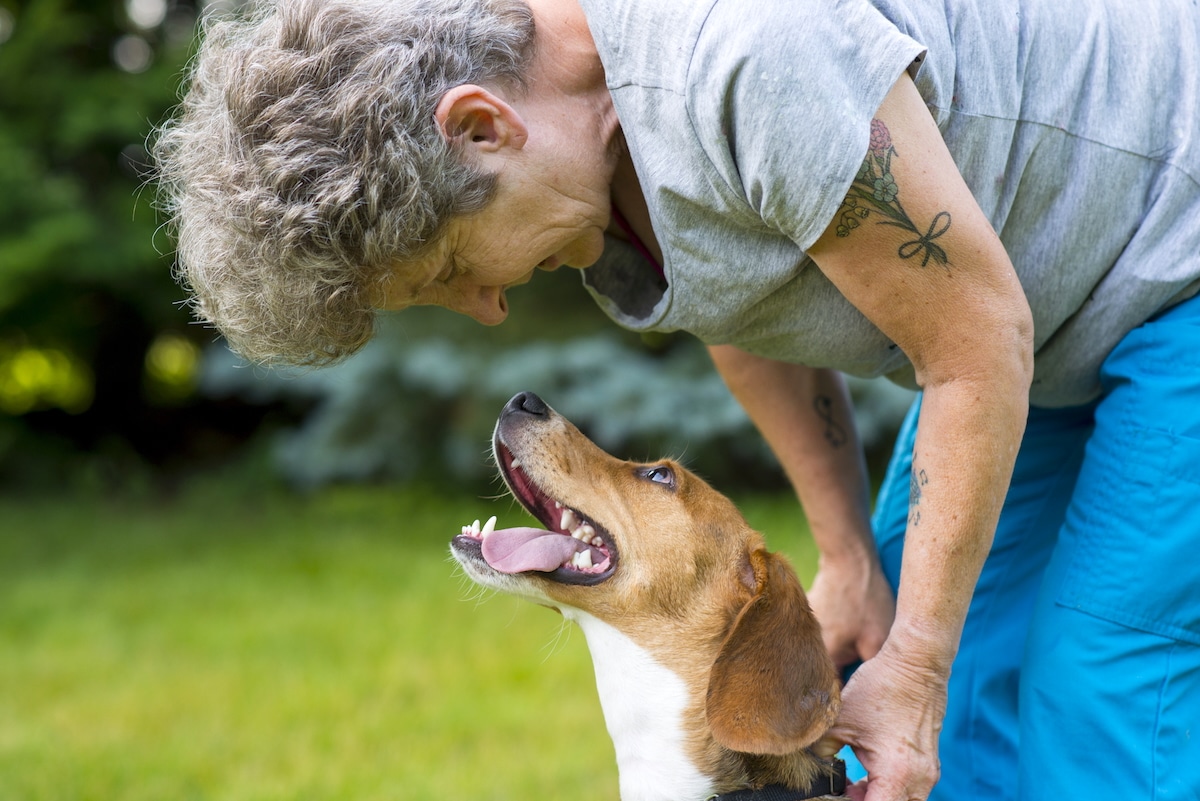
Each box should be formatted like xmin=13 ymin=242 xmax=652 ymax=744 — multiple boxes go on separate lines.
xmin=153 ymin=0 xmax=536 ymax=365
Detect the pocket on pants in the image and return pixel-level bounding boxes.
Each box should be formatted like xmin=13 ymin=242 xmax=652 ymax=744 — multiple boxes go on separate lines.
xmin=1056 ymin=425 xmax=1200 ymax=646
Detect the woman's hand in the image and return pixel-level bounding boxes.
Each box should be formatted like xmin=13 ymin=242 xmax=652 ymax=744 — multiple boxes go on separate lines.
xmin=807 ymin=549 xmax=895 ymax=670
xmin=829 ymin=633 xmax=949 ymax=801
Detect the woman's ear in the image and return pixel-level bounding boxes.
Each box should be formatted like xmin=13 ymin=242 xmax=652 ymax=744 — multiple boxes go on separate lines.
xmin=706 ymin=548 xmax=841 ymax=756
xmin=434 ymin=84 xmax=528 ymax=155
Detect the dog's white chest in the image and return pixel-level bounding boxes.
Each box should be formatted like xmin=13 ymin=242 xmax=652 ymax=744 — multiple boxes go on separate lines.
xmin=566 ymin=610 xmax=713 ymax=801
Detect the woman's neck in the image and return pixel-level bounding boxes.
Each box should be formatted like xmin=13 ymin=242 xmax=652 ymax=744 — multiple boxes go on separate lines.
xmin=525 ymin=1 xmax=606 ymax=95
xmin=523 ymin=0 xmax=622 ymax=155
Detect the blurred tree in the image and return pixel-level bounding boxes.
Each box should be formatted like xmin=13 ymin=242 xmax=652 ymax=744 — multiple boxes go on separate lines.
xmin=0 ymin=0 xmax=273 ymax=487
xmin=0 ymin=0 xmax=190 ymax=316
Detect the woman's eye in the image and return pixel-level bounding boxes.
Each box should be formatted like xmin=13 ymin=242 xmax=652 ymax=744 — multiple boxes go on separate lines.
xmin=437 ymin=257 xmax=464 ymax=285
xmin=642 ymin=466 xmax=674 ymax=486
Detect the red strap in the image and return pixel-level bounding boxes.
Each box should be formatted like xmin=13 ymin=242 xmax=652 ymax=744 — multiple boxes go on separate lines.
xmin=610 ymin=205 xmax=665 ymax=281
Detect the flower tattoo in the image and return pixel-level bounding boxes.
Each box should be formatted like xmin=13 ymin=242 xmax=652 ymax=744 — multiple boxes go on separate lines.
xmin=835 ymin=119 xmax=952 ymax=268
xmin=869 ymin=118 xmax=892 ymax=152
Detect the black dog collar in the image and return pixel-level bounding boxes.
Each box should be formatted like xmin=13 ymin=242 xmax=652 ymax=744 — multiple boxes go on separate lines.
xmin=708 ymin=757 xmax=847 ymax=800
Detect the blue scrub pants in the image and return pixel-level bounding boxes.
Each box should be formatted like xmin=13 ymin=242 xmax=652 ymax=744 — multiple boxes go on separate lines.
xmin=847 ymin=295 xmax=1200 ymax=799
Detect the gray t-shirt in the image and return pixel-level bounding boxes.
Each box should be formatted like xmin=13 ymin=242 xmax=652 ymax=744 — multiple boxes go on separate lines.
xmin=578 ymin=0 xmax=1200 ymax=408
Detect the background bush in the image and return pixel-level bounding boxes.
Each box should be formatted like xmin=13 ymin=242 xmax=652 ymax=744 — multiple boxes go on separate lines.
xmin=199 ymin=307 xmax=915 ymax=492
xmin=0 ymin=0 xmax=223 ymax=489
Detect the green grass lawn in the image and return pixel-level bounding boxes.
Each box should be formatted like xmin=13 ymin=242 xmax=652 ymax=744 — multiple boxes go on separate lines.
xmin=0 ymin=475 xmax=817 ymax=801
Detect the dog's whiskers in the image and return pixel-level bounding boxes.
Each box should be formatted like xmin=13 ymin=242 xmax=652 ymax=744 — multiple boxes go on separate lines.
xmin=540 ymin=617 xmax=575 ymax=664
xmin=447 ymin=556 xmax=500 ymax=604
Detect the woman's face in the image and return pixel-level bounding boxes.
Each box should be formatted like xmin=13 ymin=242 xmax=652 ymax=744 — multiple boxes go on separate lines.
xmin=382 ymin=144 xmax=614 ymax=324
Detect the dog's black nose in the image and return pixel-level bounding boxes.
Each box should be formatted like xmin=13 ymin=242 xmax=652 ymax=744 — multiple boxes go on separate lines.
xmin=503 ymin=391 xmax=548 ymax=418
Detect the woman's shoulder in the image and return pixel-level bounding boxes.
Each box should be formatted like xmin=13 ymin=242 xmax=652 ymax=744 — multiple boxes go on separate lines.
xmin=685 ymin=0 xmax=924 ymax=249
xmin=577 ymin=0 xmax=715 ymax=92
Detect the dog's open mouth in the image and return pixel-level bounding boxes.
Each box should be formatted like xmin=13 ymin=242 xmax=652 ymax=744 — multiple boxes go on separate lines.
xmin=454 ymin=439 xmax=618 ymax=585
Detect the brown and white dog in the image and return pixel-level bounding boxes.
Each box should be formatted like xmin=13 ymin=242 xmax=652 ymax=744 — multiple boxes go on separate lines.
xmin=451 ymin=392 xmax=846 ymax=801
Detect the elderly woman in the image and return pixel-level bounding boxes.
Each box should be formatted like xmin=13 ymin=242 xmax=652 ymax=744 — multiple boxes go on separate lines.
xmin=154 ymin=0 xmax=1200 ymax=798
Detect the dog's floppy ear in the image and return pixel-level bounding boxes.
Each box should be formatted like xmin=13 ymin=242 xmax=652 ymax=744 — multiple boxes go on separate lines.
xmin=706 ymin=547 xmax=840 ymax=756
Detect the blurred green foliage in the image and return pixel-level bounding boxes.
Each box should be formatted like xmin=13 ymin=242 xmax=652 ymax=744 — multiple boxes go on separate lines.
xmin=197 ymin=300 xmax=913 ymax=493
xmin=0 ymin=0 xmax=219 ymax=487
xmin=0 ymin=0 xmax=190 ymax=321
xmin=201 ymin=316 xmax=770 ymax=491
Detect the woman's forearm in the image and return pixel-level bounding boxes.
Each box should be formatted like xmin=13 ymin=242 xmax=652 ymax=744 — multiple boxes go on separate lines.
xmin=706 ymin=345 xmax=874 ymax=559
xmin=887 ymin=371 xmax=1028 ymax=670
xmin=709 ymin=346 xmax=897 ymax=667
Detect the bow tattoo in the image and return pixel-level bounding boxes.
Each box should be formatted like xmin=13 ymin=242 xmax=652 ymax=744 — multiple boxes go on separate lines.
xmin=833 ymin=119 xmax=953 ymax=269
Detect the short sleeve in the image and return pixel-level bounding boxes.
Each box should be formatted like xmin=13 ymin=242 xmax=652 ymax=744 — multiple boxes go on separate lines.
xmin=687 ymin=0 xmax=925 ymax=249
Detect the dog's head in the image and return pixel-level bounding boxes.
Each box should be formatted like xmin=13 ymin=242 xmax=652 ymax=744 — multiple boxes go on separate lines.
xmin=451 ymin=391 xmax=840 ymax=759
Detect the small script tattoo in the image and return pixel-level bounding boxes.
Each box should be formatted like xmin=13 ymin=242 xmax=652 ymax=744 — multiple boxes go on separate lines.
xmin=834 ymin=119 xmax=952 ymax=268
xmin=908 ymin=466 xmax=929 ymax=526
xmin=812 ymin=394 xmax=847 ymax=448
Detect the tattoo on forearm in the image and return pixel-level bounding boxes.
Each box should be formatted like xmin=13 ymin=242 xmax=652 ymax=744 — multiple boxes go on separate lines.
xmin=812 ymin=394 xmax=847 ymax=448
xmin=834 ymin=119 xmax=952 ymax=268
xmin=908 ymin=465 xmax=928 ymax=527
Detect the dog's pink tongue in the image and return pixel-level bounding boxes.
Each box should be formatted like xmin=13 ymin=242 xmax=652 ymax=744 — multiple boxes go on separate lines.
xmin=481 ymin=527 xmax=580 ymax=574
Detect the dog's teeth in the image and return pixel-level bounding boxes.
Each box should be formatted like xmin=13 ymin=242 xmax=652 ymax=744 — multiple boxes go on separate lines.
xmin=554 ymin=501 xmax=563 ymax=509
xmin=471 ymin=519 xmax=481 ymax=536
xmin=510 ymin=458 xmax=522 ymax=469
xmin=560 ymin=508 xmax=579 ymax=531
xmin=576 ymin=523 xmax=595 ymax=542
xmin=481 ymin=516 xmax=496 ymax=538
xmin=572 ymin=550 xmax=593 ymax=569
xmin=591 ymin=537 xmax=603 ymax=547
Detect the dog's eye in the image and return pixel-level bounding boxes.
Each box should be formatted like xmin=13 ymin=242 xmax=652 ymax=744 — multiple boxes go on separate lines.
xmin=641 ymin=466 xmax=675 ymax=487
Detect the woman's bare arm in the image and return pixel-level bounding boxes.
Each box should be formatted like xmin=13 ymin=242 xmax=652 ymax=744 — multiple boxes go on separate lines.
xmin=802 ymin=71 xmax=1033 ymax=800
xmin=707 ymin=348 xmax=896 ymax=669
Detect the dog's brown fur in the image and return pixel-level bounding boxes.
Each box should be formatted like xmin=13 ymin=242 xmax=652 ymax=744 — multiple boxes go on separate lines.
xmin=453 ymin=394 xmax=842 ymax=797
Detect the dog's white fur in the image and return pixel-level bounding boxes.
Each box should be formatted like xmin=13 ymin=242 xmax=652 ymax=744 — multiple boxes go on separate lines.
xmin=568 ymin=609 xmax=713 ymax=801
xmin=452 ymin=394 xmax=842 ymax=800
